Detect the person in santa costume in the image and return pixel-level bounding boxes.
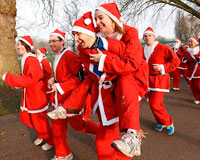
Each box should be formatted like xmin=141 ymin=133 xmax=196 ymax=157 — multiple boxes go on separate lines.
xmin=36 ymin=47 xmax=54 ymax=102
xmin=182 ymin=37 xmax=200 ymax=104
xmin=47 ymin=11 xmax=131 ymax=160
xmin=47 ymin=29 xmax=99 ymax=160
xmin=87 ymin=2 xmax=149 ymax=158
xmin=1 ymin=36 xmax=54 ymax=150
xmin=142 ymin=27 xmax=180 ymax=135
xmin=171 ymin=38 xmax=189 ymax=91
xmin=73 ymin=11 xmax=132 ymax=160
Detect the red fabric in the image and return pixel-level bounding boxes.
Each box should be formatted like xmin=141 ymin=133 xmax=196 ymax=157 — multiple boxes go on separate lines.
xmin=172 ymin=68 xmax=189 ymax=88
xmin=52 ymin=119 xmax=71 ymax=157
xmin=143 ymin=43 xmax=180 ymax=91
xmin=68 ymin=115 xmax=99 ymax=135
xmin=5 ymin=55 xmax=48 ymax=111
xmin=20 ymin=111 xmax=53 ymax=145
xmin=40 ymin=58 xmax=54 ymax=102
xmin=148 ymin=91 xmax=173 ymax=126
xmin=115 ymin=73 xmax=140 ymax=131
xmin=53 ymin=50 xmax=82 ymax=105
xmin=95 ymin=121 xmax=131 ymax=160
xmin=184 ymin=48 xmax=200 ymax=78
xmin=189 ymin=78 xmax=200 ymax=101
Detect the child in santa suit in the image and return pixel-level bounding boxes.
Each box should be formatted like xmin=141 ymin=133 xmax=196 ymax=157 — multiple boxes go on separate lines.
xmin=171 ymin=39 xmax=189 ymax=91
xmin=142 ymin=27 xmax=180 ymax=135
xmin=47 ymin=29 xmax=99 ymax=160
xmin=36 ymin=47 xmax=54 ymax=102
xmin=2 ymin=36 xmax=54 ymax=150
xmin=182 ymin=37 xmax=200 ymax=104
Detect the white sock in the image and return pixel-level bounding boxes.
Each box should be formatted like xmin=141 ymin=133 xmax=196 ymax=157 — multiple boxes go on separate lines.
xmin=127 ymin=129 xmax=137 ymax=135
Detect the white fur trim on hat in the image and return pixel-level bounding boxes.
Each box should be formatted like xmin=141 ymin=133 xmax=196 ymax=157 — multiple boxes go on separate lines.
xmin=19 ymin=37 xmax=34 ymax=49
xmin=143 ymin=31 xmax=155 ymax=37
xmin=50 ymin=33 xmax=65 ymax=40
xmin=96 ymin=6 xmax=123 ymax=29
xmin=84 ymin=18 xmax=91 ymax=25
xmin=72 ymin=26 xmax=96 ymax=37
xmin=189 ymin=38 xmax=198 ymax=44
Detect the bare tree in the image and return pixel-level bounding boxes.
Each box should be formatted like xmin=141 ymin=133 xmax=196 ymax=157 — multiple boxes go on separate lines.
xmin=175 ymin=10 xmax=200 ymax=41
xmin=119 ymin=0 xmax=200 ymax=19
xmin=0 ymin=0 xmax=20 ymax=87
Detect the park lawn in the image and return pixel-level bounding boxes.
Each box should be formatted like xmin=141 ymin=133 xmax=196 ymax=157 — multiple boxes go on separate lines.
xmin=0 ymin=88 xmax=22 ymax=116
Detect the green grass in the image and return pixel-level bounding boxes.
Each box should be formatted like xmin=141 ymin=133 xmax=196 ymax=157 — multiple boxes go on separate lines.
xmin=0 ymin=55 xmax=55 ymax=116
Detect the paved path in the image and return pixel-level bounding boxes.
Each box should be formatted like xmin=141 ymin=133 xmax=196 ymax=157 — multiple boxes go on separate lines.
xmin=0 ymin=79 xmax=200 ymax=160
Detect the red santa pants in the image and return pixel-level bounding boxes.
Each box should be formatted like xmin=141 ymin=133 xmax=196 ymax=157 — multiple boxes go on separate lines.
xmin=95 ymin=121 xmax=131 ymax=160
xmin=52 ymin=115 xmax=99 ymax=157
xmin=190 ymin=78 xmax=200 ymax=101
xmin=172 ymin=69 xmax=189 ymax=88
xmin=148 ymin=91 xmax=173 ymax=126
xmin=20 ymin=110 xmax=53 ymax=145
xmin=116 ymin=74 xmax=140 ymax=132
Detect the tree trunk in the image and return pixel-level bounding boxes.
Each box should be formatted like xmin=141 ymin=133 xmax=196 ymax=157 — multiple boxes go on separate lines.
xmin=0 ymin=0 xmax=20 ymax=87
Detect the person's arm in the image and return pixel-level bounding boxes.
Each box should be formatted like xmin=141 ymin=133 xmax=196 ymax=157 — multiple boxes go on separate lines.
xmin=2 ymin=57 xmax=42 ymax=88
xmin=91 ymin=27 xmax=144 ymax=74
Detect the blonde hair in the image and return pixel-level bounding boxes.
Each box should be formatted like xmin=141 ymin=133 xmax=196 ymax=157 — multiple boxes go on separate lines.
xmin=113 ymin=20 xmax=124 ymax=34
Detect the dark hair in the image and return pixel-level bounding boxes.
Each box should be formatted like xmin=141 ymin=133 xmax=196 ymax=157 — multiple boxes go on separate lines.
xmin=58 ymin=36 xmax=65 ymax=46
xmin=19 ymin=40 xmax=35 ymax=54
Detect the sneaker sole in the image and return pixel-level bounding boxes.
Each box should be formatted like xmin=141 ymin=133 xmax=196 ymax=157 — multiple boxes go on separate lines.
xmin=111 ymin=142 xmax=141 ymax=157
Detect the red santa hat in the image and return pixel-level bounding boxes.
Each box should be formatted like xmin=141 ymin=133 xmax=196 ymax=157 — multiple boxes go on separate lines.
xmin=37 ymin=47 xmax=47 ymax=55
xmin=19 ymin=35 xmax=34 ymax=49
xmin=72 ymin=11 xmax=96 ymax=37
xmin=189 ymin=37 xmax=199 ymax=44
xmin=175 ymin=38 xmax=182 ymax=44
xmin=96 ymin=2 xmax=123 ymax=28
xmin=50 ymin=29 xmax=66 ymax=40
xmin=143 ymin=27 xmax=156 ymax=37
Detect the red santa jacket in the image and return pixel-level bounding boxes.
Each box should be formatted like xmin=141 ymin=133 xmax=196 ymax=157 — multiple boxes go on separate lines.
xmin=41 ymin=58 xmax=52 ymax=85
xmin=52 ymin=48 xmax=82 ymax=107
xmin=184 ymin=46 xmax=200 ymax=80
xmin=3 ymin=53 xmax=48 ymax=113
xmin=173 ymin=46 xmax=187 ymax=70
xmin=77 ymin=38 xmax=125 ymax=126
xmin=143 ymin=42 xmax=180 ymax=92
xmin=78 ymin=38 xmax=125 ymax=83
xmin=98 ymin=24 xmax=149 ymax=99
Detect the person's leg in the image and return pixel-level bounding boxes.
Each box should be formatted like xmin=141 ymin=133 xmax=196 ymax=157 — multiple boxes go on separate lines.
xmin=172 ymin=69 xmax=181 ymax=90
xmin=116 ymin=74 xmax=140 ymax=132
xmin=190 ymin=79 xmax=200 ymax=103
xmin=52 ymin=119 xmax=72 ymax=157
xmin=68 ymin=115 xmax=99 ymax=135
xmin=95 ymin=123 xmax=131 ymax=160
xmin=149 ymin=91 xmax=173 ymax=126
xmin=31 ymin=111 xmax=54 ymax=146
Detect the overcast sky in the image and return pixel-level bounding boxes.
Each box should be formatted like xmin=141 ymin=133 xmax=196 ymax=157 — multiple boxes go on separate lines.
xmin=16 ymin=0 xmax=177 ymax=40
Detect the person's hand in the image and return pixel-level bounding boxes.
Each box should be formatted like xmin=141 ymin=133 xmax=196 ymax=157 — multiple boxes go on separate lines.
xmin=182 ymin=56 xmax=188 ymax=63
xmin=89 ymin=48 xmax=103 ymax=62
xmin=152 ymin=64 xmax=162 ymax=71
xmin=51 ymin=83 xmax=57 ymax=92
xmin=195 ymin=57 xmax=200 ymax=62
xmin=48 ymin=77 xmax=55 ymax=87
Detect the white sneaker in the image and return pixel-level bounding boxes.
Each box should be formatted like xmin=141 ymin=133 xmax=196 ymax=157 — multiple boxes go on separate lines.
xmin=33 ymin=138 xmax=43 ymax=145
xmin=41 ymin=143 xmax=53 ymax=151
xmin=47 ymin=106 xmax=67 ymax=120
xmin=194 ymin=100 xmax=200 ymax=104
xmin=111 ymin=132 xmax=141 ymax=157
xmin=51 ymin=153 xmax=73 ymax=160
xmin=172 ymin=88 xmax=180 ymax=91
